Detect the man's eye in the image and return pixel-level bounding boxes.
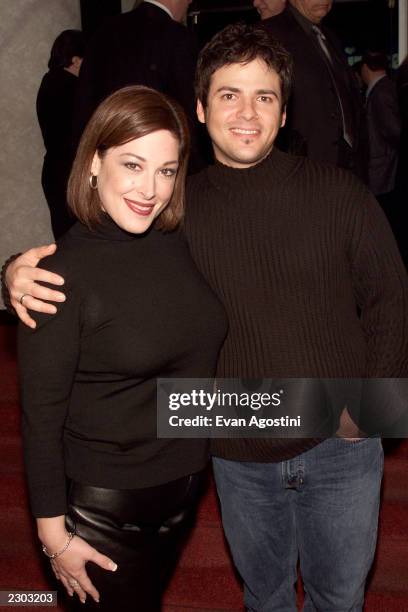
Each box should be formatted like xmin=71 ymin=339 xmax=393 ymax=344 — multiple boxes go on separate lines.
xmin=259 ymin=96 xmax=273 ymax=103
xmin=222 ymin=93 xmax=236 ymax=101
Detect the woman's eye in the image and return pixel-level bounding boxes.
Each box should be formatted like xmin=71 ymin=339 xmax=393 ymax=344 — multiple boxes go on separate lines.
xmin=160 ymin=168 xmax=177 ymax=178
xmin=124 ymin=162 xmax=140 ymax=171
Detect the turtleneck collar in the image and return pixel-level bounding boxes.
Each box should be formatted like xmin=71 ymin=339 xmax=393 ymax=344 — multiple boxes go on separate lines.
xmin=205 ymin=146 xmax=302 ymax=193
xmin=73 ymin=212 xmax=155 ymax=242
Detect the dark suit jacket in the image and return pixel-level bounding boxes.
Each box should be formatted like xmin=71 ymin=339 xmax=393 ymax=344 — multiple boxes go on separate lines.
xmin=366 ymin=76 xmax=401 ymax=195
xmin=262 ymin=8 xmax=366 ymax=175
xmin=73 ymin=2 xmax=199 ymax=159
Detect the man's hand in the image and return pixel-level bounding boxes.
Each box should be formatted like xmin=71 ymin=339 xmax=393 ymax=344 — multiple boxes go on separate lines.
xmin=336 ymin=406 xmax=364 ymax=441
xmin=6 ymin=245 xmax=66 ymax=329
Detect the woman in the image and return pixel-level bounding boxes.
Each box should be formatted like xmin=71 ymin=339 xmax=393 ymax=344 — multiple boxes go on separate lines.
xmin=17 ymin=85 xmax=227 ymax=610
xmin=37 ymin=30 xmax=85 ymax=238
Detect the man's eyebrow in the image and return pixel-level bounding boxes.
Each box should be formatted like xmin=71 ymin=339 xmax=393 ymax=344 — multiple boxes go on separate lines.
xmin=256 ymin=89 xmax=279 ymax=96
xmin=214 ymin=86 xmax=241 ymax=94
xmin=214 ymin=86 xmax=279 ymax=97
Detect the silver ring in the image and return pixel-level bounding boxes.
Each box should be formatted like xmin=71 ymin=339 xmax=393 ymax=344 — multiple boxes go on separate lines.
xmin=69 ymin=579 xmax=79 ymax=587
xmin=19 ymin=293 xmax=30 ymax=305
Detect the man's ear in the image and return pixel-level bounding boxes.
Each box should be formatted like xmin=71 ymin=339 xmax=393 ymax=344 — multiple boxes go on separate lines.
xmin=91 ymin=151 xmax=101 ymax=176
xmin=196 ymin=99 xmax=206 ymax=124
xmin=280 ymin=106 xmax=287 ymax=128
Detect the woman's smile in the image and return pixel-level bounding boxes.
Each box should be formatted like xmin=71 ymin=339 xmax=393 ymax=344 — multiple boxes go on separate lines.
xmin=123 ymin=197 xmax=155 ymax=217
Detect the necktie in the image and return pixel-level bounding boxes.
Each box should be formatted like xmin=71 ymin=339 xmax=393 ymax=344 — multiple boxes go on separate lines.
xmin=312 ymin=25 xmax=333 ymax=65
xmin=312 ymin=25 xmax=353 ymax=148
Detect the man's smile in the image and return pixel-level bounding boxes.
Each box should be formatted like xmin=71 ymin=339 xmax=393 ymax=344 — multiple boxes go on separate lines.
xmin=230 ymin=128 xmax=260 ymax=135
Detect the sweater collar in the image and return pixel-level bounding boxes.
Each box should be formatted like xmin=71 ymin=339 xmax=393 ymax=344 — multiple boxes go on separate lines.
xmin=205 ymin=147 xmax=300 ymax=193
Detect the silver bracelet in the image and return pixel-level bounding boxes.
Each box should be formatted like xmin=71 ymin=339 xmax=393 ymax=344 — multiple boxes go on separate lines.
xmin=42 ymin=529 xmax=76 ymax=560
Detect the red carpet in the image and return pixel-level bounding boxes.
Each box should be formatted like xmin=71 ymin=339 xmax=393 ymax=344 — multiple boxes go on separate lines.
xmin=0 ymin=319 xmax=407 ymax=611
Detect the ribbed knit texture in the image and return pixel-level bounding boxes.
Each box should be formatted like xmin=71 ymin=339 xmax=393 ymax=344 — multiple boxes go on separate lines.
xmin=185 ymin=148 xmax=408 ymax=462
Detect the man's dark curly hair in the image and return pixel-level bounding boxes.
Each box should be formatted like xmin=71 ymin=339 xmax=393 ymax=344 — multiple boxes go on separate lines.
xmin=195 ymin=22 xmax=293 ymax=108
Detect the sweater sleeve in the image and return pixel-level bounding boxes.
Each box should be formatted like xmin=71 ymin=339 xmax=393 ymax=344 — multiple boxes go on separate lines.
xmin=349 ymin=183 xmax=408 ymax=377
xmin=17 ymin=260 xmax=82 ymax=518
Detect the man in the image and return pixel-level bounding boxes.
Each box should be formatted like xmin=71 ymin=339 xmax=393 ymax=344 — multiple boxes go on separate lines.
xmin=253 ymin=0 xmax=286 ymax=20
xmin=5 ymin=23 xmax=408 ymax=612
xmin=74 ymin=0 xmax=195 ymax=138
xmin=261 ymin=0 xmax=367 ymax=178
xmin=360 ymin=51 xmax=401 ymax=200
xmin=189 ymin=26 xmax=406 ymax=611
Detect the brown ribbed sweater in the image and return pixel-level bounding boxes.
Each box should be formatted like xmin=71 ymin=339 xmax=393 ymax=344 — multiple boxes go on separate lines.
xmin=184 ymin=147 xmax=408 ymax=462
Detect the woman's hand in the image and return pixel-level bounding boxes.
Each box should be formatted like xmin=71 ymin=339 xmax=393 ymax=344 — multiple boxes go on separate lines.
xmin=38 ymin=517 xmax=117 ymax=604
xmin=5 ymin=245 xmax=66 ymax=328
xmin=50 ymin=533 xmax=118 ymax=604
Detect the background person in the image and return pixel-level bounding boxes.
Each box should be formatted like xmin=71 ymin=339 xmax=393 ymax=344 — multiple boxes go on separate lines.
xmin=261 ymin=0 xmax=368 ymax=179
xmin=253 ymin=0 xmax=286 ymax=20
xmin=360 ymin=50 xmax=401 ymax=202
xmin=36 ymin=30 xmax=85 ymax=239
xmin=352 ymin=60 xmax=365 ymax=98
xmin=17 ymin=86 xmax=226 ymax=611
xmin=72 ymin=0 xmax=204 ymax=170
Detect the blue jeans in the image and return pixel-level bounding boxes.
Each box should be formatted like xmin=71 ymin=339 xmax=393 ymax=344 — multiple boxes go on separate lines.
xmin=212 ymin=438 xmax=383 ymax=612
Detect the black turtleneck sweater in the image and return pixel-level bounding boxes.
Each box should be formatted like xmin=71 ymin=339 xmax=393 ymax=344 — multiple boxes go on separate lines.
xmin=184 ymin=148 xmax=408 ymax=462
xmin=18 ymin=216 xmax=227 ymax=517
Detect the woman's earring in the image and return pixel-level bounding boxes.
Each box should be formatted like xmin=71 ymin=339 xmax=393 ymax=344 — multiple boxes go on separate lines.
xmin=89 ymin=174 xmax=98 ymax=190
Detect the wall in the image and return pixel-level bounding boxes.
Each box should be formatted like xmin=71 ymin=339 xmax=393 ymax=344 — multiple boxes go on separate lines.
xmin=0 ymin=0 xmax=81 ymax=307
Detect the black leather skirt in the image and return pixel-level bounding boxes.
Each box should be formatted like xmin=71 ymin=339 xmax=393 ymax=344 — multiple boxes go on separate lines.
xmin=63 ymin=472 xmax=203 ymax=611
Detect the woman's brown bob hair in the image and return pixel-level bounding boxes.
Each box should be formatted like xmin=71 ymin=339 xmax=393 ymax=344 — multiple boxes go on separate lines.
xmin=68 ymin=85 xmax=190 ymax=231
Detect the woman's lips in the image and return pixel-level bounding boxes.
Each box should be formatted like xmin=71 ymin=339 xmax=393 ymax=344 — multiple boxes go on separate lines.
xmin=124 ymin=198 xmax=155 ymax=217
